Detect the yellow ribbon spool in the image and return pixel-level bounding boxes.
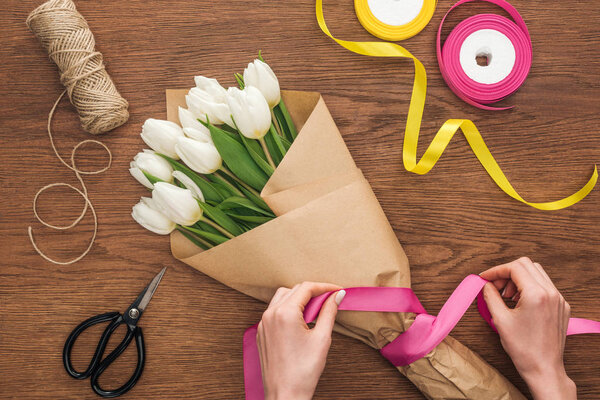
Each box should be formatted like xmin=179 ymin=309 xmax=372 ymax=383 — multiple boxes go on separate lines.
xmin=317 ymin=0 xmax=597 ymax=210
xmin=355 ymin=0 xmax=437 ymax=41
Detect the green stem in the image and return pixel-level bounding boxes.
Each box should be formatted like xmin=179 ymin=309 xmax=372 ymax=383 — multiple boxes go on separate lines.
xmin=200 ymin=216 xmax=235 ymax=239
xmin=257 ymin=138 xmax=276 ymax=169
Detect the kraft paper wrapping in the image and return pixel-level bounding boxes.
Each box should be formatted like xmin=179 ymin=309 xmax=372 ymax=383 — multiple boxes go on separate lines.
xmin=166 ymin=89 xmax=525 ymax=400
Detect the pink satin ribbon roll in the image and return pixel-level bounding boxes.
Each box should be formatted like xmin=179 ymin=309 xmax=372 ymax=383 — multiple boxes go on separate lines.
xmin=243 ymin=274 xmax=600 ymax=399
xmin=437 ymin=0 xmax=532 ymax=109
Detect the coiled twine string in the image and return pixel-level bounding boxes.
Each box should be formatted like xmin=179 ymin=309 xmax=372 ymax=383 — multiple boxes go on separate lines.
xmin=26 ymin=0 xmax=128 ymax=265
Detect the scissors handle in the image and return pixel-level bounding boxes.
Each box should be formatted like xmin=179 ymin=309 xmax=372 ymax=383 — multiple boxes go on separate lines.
xmin=63 ymin=311 xmax=146 ymax=398
xmin=90 ymin=325 xmax=145 ymax=398
xmin=63 ymin=312 xmax=122 ymax=379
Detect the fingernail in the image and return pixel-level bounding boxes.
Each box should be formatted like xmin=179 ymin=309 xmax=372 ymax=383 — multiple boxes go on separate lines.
xmin=335 ymin=290 xmax=346 ymax=305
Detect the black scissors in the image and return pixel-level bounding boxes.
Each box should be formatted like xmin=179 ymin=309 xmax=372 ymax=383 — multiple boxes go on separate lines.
xmin=63 ymin=267 xmax=166 ymax=398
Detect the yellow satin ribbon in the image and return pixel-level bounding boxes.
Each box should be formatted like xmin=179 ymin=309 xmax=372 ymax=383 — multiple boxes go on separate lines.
xmin=354 ymin=0 xmax=437 ymax=41
xmin=317 ymin=0 xmax=597 ymax=210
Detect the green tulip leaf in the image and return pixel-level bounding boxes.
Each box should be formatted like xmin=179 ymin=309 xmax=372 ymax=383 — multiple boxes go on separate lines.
xmin=194 ymin=221 xmax=220 ymax=235
xmin=273 ymin=106 xmax=293 ymax=142
xmin=236 ymin=185 xmax=272 ymax=213
xmin=234 ymin=73 xmax=245 ymax=89
xmin=181 ymin=226 xmax=229 ymax=245
xmin=280 ymin=135 xmax=292 ymax=151
xmin=239 ymin=134 xmax=274 ymax=176
xmin=264 ymin=130 xmax=283 ymax=165
xmin=276 ymin=100 xmax=298 ymax=140
xmin=218 ymin=196 xmax=275 ymax=217
xmin=224 ymin=212 xmax=273 ymax=224
xmin=176 ymin=227 xmax=211 ymax=250
xmin=207 ymin=173 xmax=243 ymax=197
xmin=208 ymin=124 xmax=269 ymax=191
xmin=197 ymin=201 xmax=244 ymax=236
xmin=268 ymin=125 xmax=287 ymax=158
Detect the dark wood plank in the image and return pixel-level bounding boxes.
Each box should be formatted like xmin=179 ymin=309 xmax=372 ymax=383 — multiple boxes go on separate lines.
xmin=0 ymin=0 xmax=598 ymax=398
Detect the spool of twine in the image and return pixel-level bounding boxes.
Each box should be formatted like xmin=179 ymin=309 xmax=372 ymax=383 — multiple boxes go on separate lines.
xmin=27 ymin=0 xmax=129 ymax=134
xmin=26 ymin=0 xmax=125 ymax=265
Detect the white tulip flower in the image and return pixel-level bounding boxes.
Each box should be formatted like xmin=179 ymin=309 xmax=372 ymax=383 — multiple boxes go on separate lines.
xmin=226 ymin=86 xmax=271 ymax=140
xmin=243 ymin=59 xmax=281 ymax=108
xmin=186 ymin=78 xmax=234 ymax=127
xmin=129 ymin=149 xmax=174 ymax=189
xmin=141 ymin=118 xmax=184 ymax=159
xmin=175 ymin=137 xmax=222 ymax=174
xmin=178 ymin=106 xmax=210 ymax=133
xmin=183 ymin=127 xmax=212 ymax=143
xmin=194 ymin=76 xmax=228 ymax=101
xmin=132 ymin=197 xmax=176 ymax=235
xmin=172 ymin=170 xmax=205 ymax=202
xmin=152 ymin=182 xmax=202 ymax=226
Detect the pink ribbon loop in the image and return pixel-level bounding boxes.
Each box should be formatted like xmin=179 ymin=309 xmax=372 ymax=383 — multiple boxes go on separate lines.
xmin=244 ymin=274 xmax=600 ymax=399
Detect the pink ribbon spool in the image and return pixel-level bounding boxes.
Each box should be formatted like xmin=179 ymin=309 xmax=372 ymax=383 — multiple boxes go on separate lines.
xmin=437 ymin=0 xmax=533 ymax=110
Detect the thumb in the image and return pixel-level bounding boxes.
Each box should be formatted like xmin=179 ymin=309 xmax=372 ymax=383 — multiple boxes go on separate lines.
xmin=483 ymin=282 xmax=510 ymax=324
xmin=314 ymin=290 xmax=345 ymax=336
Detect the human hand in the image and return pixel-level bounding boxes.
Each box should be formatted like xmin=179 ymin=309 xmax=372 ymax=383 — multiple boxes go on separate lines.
xmin=257 ymin=282 xmax=346 ymax=400
xmin=480 ymin=257 xmax=576 ymax=400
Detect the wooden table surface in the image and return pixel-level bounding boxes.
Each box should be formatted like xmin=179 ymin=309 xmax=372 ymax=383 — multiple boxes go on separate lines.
xmin=1 ymin=0 xmax=599 ymax=398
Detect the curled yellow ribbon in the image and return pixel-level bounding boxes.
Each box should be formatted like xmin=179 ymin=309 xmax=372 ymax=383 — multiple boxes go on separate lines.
xmin=317 ymin=0 xmax=597 ymax=210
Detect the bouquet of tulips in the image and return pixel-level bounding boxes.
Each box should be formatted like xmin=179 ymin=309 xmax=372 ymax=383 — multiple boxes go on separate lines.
xmin=129 ymin=55 xmax=526 ymax=399
xmin=130 ymin=55 xmax=297 ymax=249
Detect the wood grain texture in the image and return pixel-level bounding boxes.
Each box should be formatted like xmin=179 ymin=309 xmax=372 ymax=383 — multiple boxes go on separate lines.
xmin=0 ymin=0 xmax=599 ymax=398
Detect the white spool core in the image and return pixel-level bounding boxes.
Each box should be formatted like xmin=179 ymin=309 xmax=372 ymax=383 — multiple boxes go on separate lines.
xmin=367 ymin=0 xmax=425 ymax=26
xmin=459 ymin=29 xmax=516 ymax=84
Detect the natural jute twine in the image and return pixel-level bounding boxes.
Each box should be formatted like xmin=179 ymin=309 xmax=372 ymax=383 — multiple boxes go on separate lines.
xmin=26 ymin=0 xmax=128 ymax=134
xmin=26 ymin=0 xmax=126 ymax=265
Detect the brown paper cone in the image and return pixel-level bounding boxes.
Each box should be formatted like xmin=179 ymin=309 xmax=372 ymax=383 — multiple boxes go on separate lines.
xmin=166 ymin=89 xmax=525 ymax=400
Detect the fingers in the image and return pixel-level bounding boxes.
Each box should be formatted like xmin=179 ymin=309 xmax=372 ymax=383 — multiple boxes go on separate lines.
xmin=502 ymin=280 xmax=518 ymax=299
xmin=256 ymin=322 xmax=267 ymax=383
xmin=561 ymin=299 xmax=571 ymax=350
xmin=533 ymin=262 xmax=557 ymax=291
xmin=287 ymin=282 xmax=342 ymax=308
xmin=269 ymin=287 xmax=291 ymax=307
xmin=480 ymin=257 xmax=540 ymax=293
xmin=483 ymin=282 xmax=510 ymax=324
xmin=519 ymin=258 xmax=548 ymax=289
xmin=314 ymin=290 xmax=345 ymax=336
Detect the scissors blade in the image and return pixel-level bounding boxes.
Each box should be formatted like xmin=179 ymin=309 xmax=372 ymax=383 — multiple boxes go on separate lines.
xmin=137 ymin=267 xmax=167 ymax=313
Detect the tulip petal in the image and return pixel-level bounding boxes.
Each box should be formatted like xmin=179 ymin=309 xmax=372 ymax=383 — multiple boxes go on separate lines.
xmin=172 ymin=170 xmax=205 ymax=202
xmin=129 ymin=167 xmax=154 ymax=189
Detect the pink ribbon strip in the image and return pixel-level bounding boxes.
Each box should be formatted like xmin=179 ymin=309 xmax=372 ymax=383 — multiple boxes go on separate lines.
xmin=436 ymin=0 xmax=532 ymax=109
xmin=244 ymin=274 xmax=600 ymax=399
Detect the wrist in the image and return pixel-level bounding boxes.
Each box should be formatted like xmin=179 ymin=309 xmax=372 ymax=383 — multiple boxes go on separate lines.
xmin=522 ymin=368 xmax=576 ymax=400
xmin=266 ymin=386 xmax=313 ymax=400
